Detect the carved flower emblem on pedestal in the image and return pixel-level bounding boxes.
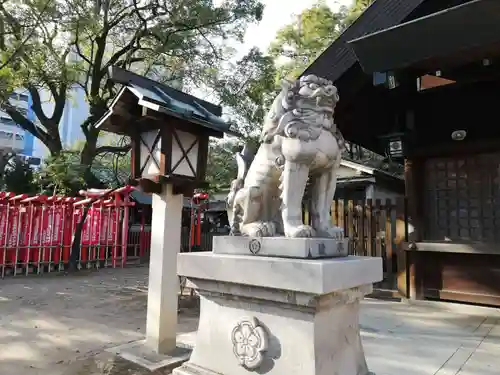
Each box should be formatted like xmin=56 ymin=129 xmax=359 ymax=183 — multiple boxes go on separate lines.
xmin=231 ymin=317 xmax=268 ymax=369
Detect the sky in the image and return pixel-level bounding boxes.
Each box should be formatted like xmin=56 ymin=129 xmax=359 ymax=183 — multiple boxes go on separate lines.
xmin=240 ymin=0 xmax=353 ymax=55
xmin=196 ymin=0 xmax=353 ymax=101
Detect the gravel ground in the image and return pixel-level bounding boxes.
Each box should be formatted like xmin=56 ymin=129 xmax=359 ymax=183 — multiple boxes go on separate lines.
xmin=0 ymin=267 xmax=198 ymax=375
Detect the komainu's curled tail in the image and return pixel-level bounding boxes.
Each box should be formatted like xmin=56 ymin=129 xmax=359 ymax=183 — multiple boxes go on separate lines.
xmin=226 ymin=144 xmax=254 ymax=233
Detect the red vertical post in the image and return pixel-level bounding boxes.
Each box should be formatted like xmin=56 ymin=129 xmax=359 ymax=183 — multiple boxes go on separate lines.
xmin=9 ymin=194 xmax=28 ymax=275
xmin=68 ymin=199 xmax=81 ymax=269
xmin=46 ymin=198 xmax=57 ymax=271
xmin=0 ymin=193 xmax=12 ymax=277
xmin=60 ymin=201 xmax=68 ymax=269
xmin=190 ymin=206 xmax=195 ymax=249
xmin=98 ymin=201 xmax=108 ymax=266
xmin=39 ymin=203 xmax=47 ymax=272
xmin=24 ymin=201 xmax=34 ymax=275
xmin=80 ymin=205 xmax=89 ymax=266
xmin=24 ymin=197 xmax=44 ymax=270
xmin=112 ymin=203 xmax=120 ymax=268
xmin=121 ymin=193 xmax=130 ymax=268
xmin=1 ymin=197 xmax=11 ymax=278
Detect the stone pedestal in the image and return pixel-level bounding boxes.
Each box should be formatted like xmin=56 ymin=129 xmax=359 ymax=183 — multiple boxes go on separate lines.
xmin=175 ymin=250 xmax=382 ymax=375
xmin=146 ymin=184 xmax=183 ymax=354
xmin=213 ymin=235 xmax=349 ymax=258
xmin=108 ymin=184 xmax=191 ymax=371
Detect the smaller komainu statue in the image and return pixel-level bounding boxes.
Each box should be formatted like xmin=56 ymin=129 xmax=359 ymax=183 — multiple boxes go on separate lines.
xmin=227 ymin=74 xmax=346 ymax=238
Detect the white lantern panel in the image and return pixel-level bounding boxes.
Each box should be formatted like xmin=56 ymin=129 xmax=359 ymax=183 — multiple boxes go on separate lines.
xmin=140 ymin=130 xmax=161 ymax=176
xmin=171 ymin=130 xmax=199 ymax=177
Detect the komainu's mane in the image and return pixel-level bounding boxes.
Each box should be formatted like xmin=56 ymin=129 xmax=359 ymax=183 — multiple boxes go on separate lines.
xmin=259 ymin=75 xmax=340 ymax=144
xmin=260 ymin=81 xmax=292 ymax=144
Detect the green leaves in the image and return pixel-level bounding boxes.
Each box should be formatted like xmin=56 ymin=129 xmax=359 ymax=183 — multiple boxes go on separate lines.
xmin=211 ymin=47 xmax=277 ymax=140
xmin=341 ymin=0 xmax=375 ymax=29
xmin=268 ymin=1 xmax=345 ymax=82
xmin=1 ymin=0 xmax=265 ymax=170
xmin=268 ymin=0 xmax=375 ymax=82
xmin=35 ymin=152 xmax=87 ymax=196
xmin=205 ymin=139 xmax=239 ymax=193
xmin=3 ymin=158 xmax=38 ymax=195
xmin=0 ymin=64 xmax=19 ymax=102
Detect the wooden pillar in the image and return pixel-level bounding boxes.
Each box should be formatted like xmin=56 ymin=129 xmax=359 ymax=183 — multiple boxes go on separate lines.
xmin=396 ymin=198 xmax=408 ymax=298
xmin=404 ymin=157 xmax=424 ymax=300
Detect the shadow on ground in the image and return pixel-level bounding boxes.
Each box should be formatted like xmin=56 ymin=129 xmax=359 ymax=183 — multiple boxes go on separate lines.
xmin=61 ymin=352 xmax=170 ymax=375
xmin=0 ymin=267 xmax=198 ymax=375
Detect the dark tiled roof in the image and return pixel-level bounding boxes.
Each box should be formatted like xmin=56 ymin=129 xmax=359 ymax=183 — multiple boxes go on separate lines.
xmin=348 ymin=0 xmax=500 ymax=74
xmin=303 ymin=0 xmax=427 ymax=82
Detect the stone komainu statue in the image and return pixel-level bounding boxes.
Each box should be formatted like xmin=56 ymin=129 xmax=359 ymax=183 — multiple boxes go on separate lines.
xmin=227 ymin=74 xmax=346 ymax=238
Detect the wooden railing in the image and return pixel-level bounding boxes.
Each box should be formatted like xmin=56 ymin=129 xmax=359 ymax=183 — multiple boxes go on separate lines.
xmin=304 ymin=198 xmax=408 ymax=292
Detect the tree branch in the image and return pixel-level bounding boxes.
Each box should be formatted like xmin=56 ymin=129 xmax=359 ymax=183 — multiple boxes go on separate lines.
xmin=90 ymin=34 xmax=108 ymax=97
xmin=195 ymin=26 xmax=221 ymax=60
xmin=51 ymin=83 xmax=67 ymax=127
xmin=95 ymin=144 xmax=131 ymax=156
xmin=0 ymin=0 xmax=53 ymax=70
xmin=26 ymin=86 xmax=49 ymax=123
xmin=102 ymin=30 xmax=144 ymax=73
xmin=107 ymin=3 xmax=145 ymax=29
xmin=3 ymin=104 xmax=53 ymax=148
xmin=72 ymin=19 xmax=92 ymax=66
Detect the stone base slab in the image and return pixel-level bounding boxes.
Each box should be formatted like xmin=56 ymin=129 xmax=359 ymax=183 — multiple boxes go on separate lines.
xmin=175 ymin=362 xmax=225 ymax=375
xmin=178 ymin=253 xmax=381 ymax=295
xmin=213 ymin=235 xmax=349 ymax=258
xmin=176 ymin=362 xmax=377 ymax=375
xmin=175 ymin=253 xmax=382 ymax=375
xmin=106 ymin=338 xmax=192 ymax=371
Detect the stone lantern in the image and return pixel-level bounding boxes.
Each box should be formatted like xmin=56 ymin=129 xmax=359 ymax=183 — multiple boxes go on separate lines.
xmin=96 ymin=66 xmax=236 ymax=368
xmin=97 ymin=66 xmax=238 ymax=196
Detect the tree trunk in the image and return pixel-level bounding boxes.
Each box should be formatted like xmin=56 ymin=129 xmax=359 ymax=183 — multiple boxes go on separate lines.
xmin=80 ymin=101 xmax=108 ymax=167
xmin=4 ymin=105 xmax=63 ymax=156
xmin=68 ymin=205 xmax=90 ymax=272
xmin=80 ymin=133 xmax=98 ymax=167
xmin=80 ymin=126 xmax=106 ymax=188
xmin=47 ymin=138 xmax=63 ymax=156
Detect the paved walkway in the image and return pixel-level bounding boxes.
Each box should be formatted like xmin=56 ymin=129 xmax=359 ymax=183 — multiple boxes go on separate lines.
xmin=362 ymin=300 xmax=499 ymax=375
xmin=0 ymin=267 xmax=498 ymax=375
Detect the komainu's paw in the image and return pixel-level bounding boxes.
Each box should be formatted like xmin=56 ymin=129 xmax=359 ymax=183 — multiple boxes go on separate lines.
xmin=261 ymin=221 xmax=277 ymax=236
xmin=315 ymin=226 xmax=344 ymax=239
xmin=284 ymin=224 xmax=316 ymax=238
xmin=241 ymin=222 xmax=277 ymax=237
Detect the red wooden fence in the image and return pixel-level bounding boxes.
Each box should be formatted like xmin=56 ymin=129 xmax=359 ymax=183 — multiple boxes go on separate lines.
xmin=0 ymin=186 xmax=151 ymax=277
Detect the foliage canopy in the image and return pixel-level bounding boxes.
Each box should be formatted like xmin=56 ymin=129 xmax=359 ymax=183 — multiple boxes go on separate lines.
xmin=0 ymin=0 xmax=265 ymax=174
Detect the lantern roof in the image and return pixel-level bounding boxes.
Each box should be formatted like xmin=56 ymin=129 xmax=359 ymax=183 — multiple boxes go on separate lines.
xmin=96 ymin=66 xmax=240 ymax=137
